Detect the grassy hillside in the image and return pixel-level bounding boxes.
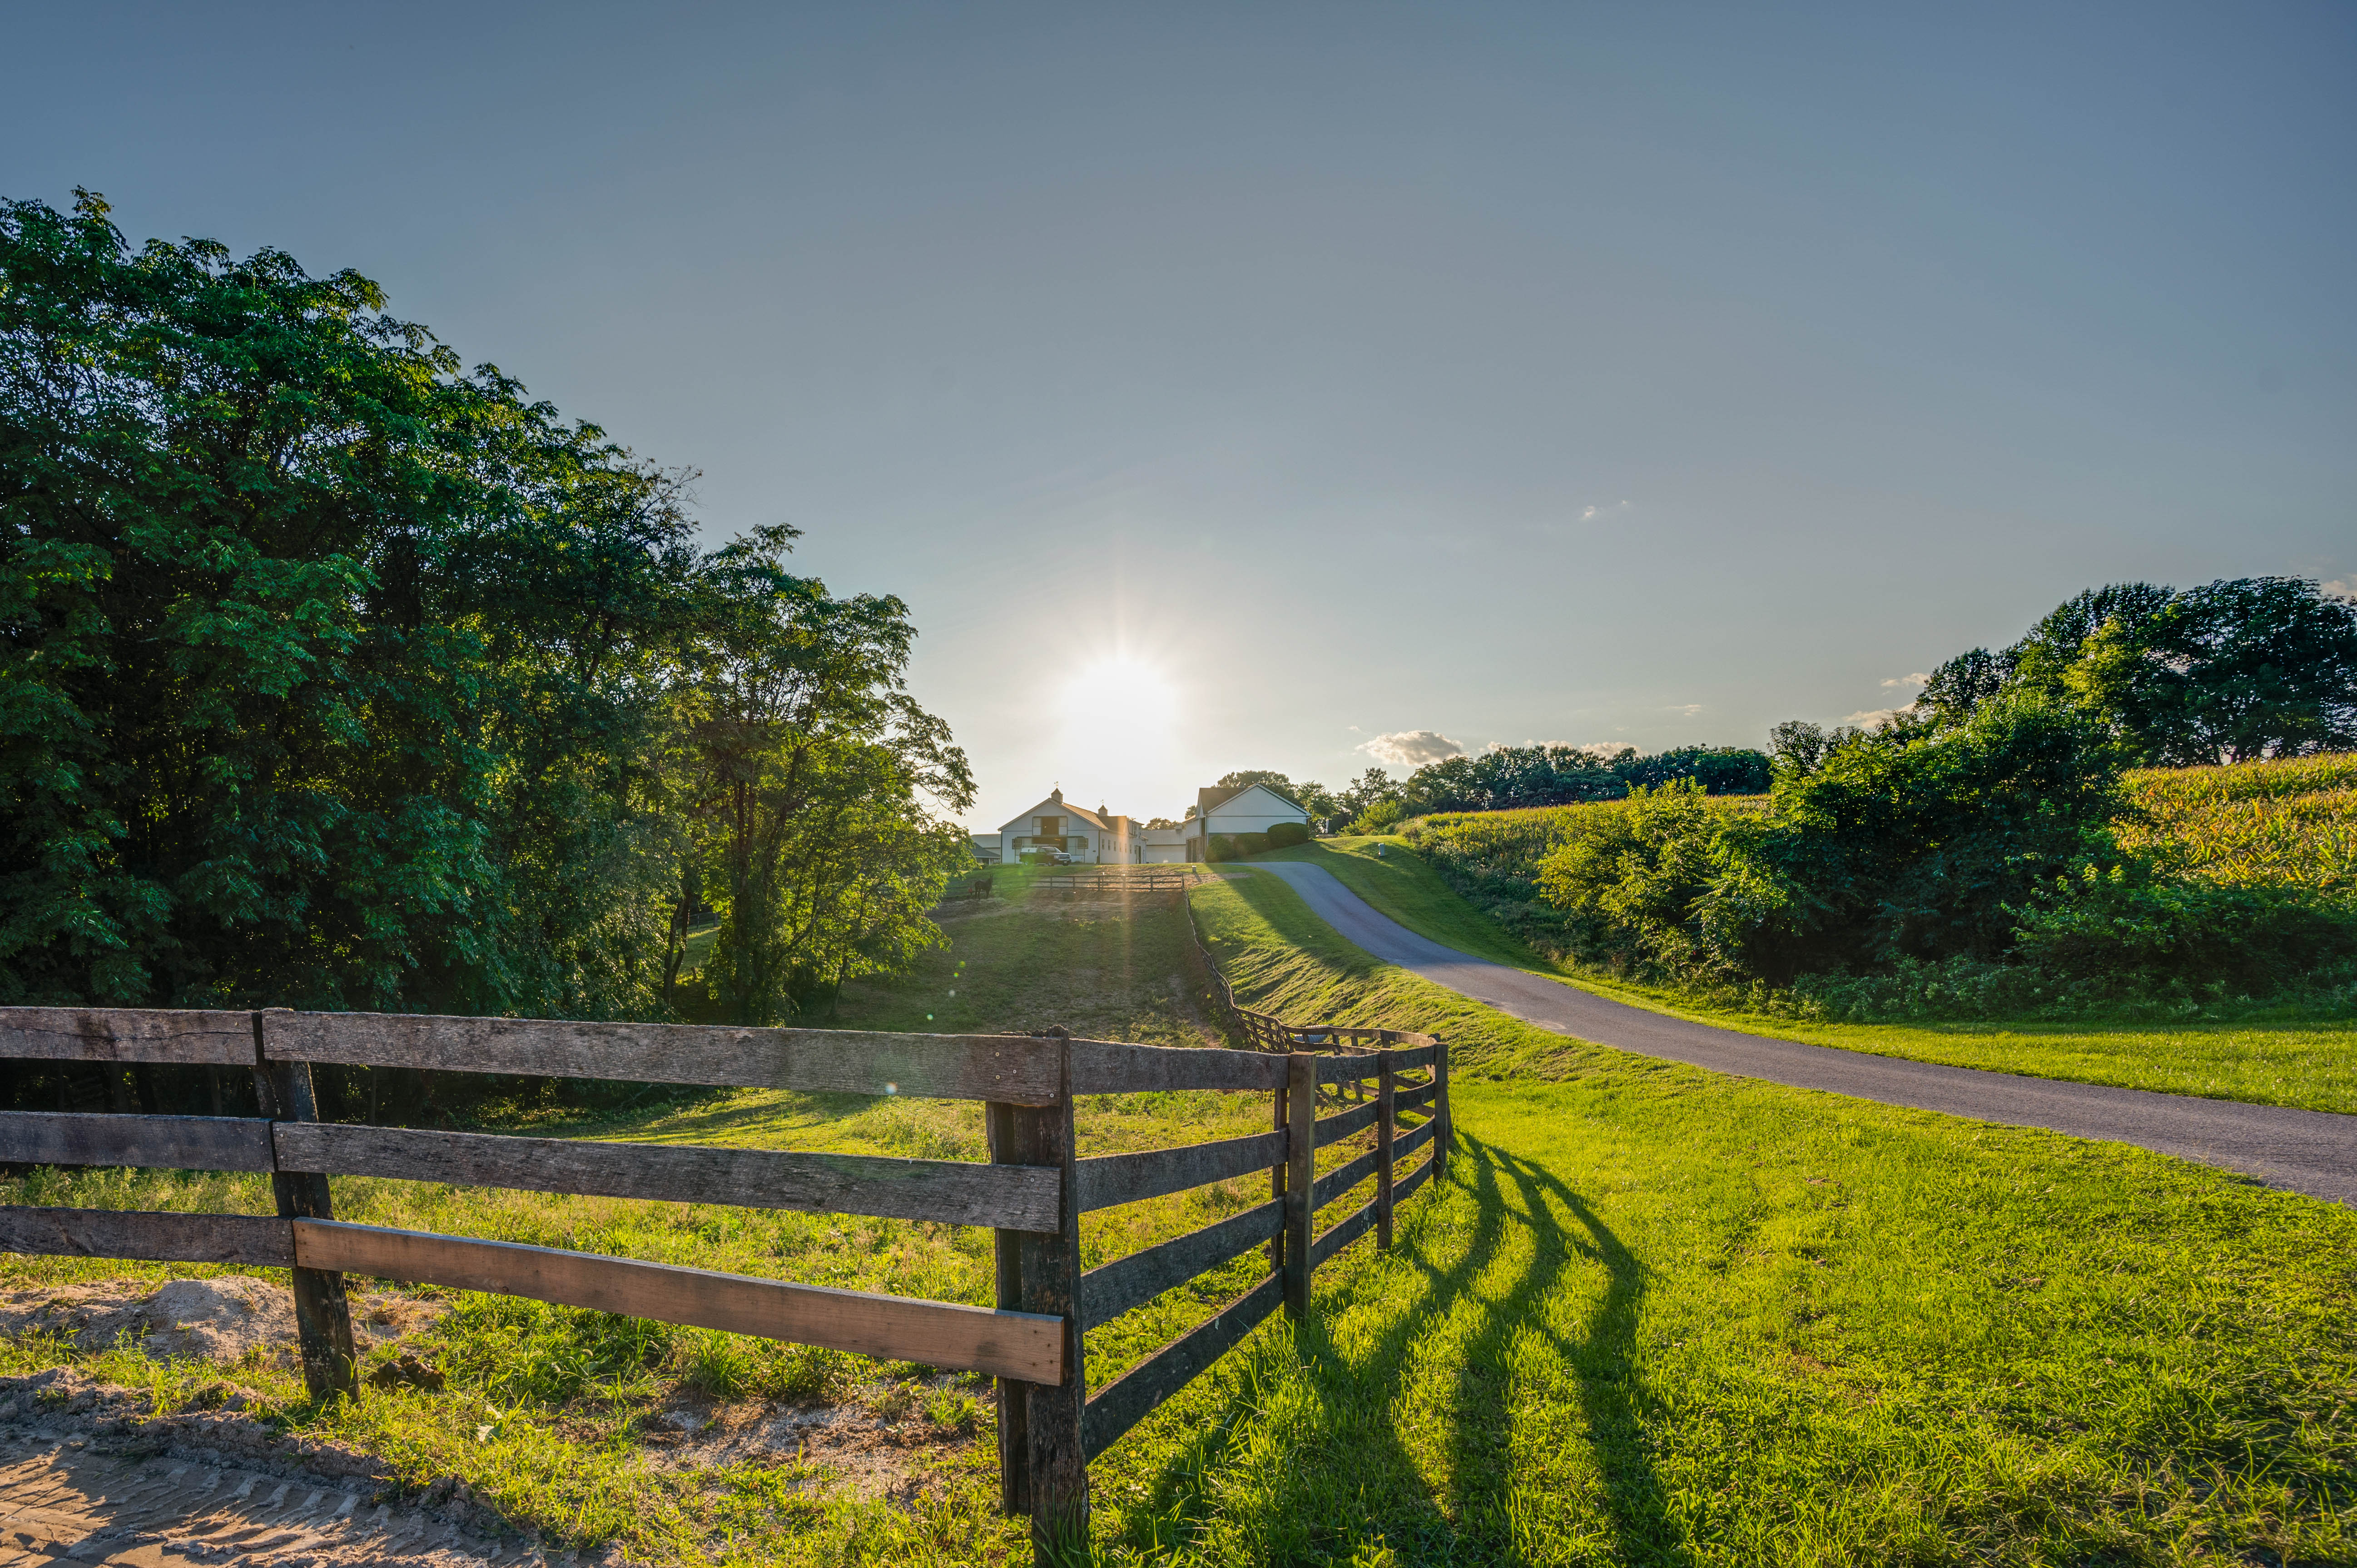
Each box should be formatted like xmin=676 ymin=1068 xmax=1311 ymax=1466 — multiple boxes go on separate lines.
xmin=0 ymin=876 xmax=1300 ymax=1565
xmin=1259 ymin=837 xmax=2357 ymax=1112
xmin=7 ymin=868 xmax=2357 ymax=1562
xmin=1140 ymin=873 xmax=2357 ymax=1564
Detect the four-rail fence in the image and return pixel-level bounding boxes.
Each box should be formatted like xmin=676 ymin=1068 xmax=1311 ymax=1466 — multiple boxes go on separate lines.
xmin=0 ymin=1006 xmax=1445 ymax=1563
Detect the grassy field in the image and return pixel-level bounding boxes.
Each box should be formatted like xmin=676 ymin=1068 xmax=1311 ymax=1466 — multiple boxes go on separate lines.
xmin=1082 ymin=873 xmax=2357 ymax=1563
xmin=1269 ymin=835 xmax=2357 ymax=1113
xmin=8 ymin=867 xmax=2357 ymax=1563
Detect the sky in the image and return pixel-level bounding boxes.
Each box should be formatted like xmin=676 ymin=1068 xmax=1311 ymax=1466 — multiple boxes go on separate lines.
xmin=7 ymin=2 xmax=2352 ymax=829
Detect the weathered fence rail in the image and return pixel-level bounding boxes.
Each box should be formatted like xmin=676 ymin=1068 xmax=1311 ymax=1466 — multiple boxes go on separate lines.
xmin=0 ymin=1004 xmax=1446 ymax=1563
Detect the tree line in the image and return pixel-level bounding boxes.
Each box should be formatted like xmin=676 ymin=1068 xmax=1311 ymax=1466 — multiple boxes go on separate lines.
xmin=1207 ymin=745 xmax=1774 ymax=839
xmin=0 ymin=192 xmax=972 ymax=1043
xmin=1520 ymin=577 xmax=2357 ymax=1016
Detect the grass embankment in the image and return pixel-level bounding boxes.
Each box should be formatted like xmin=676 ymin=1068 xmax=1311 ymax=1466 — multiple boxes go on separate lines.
xmin=1339 ymin=784 xmax=2357 ymax=1111
xmin=1134 ymin=872 xmax=2357 ymax=1563
xmin=0 ymin=876 xmax=1347 ymax=1565
xmin=11 ymin=869 xmax=2357 ymax=1562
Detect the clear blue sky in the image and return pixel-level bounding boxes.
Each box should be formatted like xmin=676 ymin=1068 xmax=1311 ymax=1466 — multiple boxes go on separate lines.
xmin=9 ymin=2 xmax=2352 ymax=827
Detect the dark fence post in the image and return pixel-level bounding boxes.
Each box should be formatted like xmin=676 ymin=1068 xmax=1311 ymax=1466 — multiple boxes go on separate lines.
xmin=987 ymin=1100 xmax=1029 ymax=1517
xmin=1375 ymin=1048 xmax=1396 ymax=1251
xmin=252 ymin=1010 xmax=356 ymax=1401
xmin=1004 ymin=1034 xmax=1087 ymax=1558
xmin=1433 ymin=1037 xmax=1451 ymax=1182
xmin=1267 ymin=1061 xmax=1288 ymax=1278
xmin=1284 ymin=1052 xmax=1315 ymax=1318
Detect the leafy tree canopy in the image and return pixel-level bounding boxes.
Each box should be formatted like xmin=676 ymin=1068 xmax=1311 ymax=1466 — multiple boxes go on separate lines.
xmin=0 ymin=192 xmax=968 ymax=1022
xmin=1915 ymin=577 xmax=2357 ymax=764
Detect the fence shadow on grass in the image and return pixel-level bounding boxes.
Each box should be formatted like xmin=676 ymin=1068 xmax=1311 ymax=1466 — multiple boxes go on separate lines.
xmin=1456 ymin=1133 xmax=1688 ymax=1566
xmin=1116 ymin=1133 xmax=1515 ymax=1560
xmin=1114 ymin=1131 xmax=1688 ymax=1565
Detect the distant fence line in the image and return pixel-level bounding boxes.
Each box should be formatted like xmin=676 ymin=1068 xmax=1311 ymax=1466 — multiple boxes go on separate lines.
xmin=0 ymin=1005 xmax=1447 ymax=1565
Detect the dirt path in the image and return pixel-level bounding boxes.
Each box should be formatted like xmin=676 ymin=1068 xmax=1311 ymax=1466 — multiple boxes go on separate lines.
xmin=0 ymin=1371 xmax=552 ymax=1568
xmin=1247 ymin=859 xmax=2357 ymax=1206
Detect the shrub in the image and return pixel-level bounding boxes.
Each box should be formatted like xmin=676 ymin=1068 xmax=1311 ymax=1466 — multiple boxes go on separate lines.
xmin=1266 ymin=821 xmax=1310 ymax=848
xmin=1348 ymin=799 xmax=1407 ymax=835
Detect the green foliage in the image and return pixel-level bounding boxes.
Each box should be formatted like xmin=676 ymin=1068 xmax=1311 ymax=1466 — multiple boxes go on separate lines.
xmin=679 ymin=526 xmax=973 ymax=1024
xmin=1380 ymin=744 xmax=1774 ymax=820
xmin=1345 ymin=798 xmax=1407 ymax=836
xmin=0 ymin=192 xmax=967 ymax=1037
xmin=1264 ymin=820 xmax=1310 ymax=848
xmin=1918 ymin=576 xmax=2357 ymax=764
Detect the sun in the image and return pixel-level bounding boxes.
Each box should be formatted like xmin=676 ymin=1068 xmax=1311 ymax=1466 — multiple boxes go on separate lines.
xmin=1056 ymin=655 xmax=1179 ymax=806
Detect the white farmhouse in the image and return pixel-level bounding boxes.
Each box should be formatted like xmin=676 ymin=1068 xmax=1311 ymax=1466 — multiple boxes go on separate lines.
xmin=1177 ymin=781 xmax=1311 ymax=861
xmin=970 ymin=788 xmax=1140 ymax=864
xmin=968 ymin=780 xmax=1312 ymax=864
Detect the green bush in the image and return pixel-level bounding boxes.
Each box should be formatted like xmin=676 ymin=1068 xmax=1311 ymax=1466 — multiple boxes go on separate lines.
xmin=1266 ymin=821 xmax=1310 ymax=848
xmin=1347 ymin=799 xmax=1407 ymax=835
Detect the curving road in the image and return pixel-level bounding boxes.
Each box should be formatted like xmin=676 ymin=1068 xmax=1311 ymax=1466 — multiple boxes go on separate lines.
xmin=1248 ymin=861 xmax=2357 ymax=1206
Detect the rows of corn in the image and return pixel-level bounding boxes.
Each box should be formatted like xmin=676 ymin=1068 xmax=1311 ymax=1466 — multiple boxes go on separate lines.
xmin=2119 ymin=753 xmax=2357 ymax=891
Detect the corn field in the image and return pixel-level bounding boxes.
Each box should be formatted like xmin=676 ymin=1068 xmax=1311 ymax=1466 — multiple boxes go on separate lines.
xmin=2120 ymin=754 xmax=2357 ymax=891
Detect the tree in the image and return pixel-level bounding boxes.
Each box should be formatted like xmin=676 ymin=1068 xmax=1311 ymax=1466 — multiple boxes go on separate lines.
xmin=1216 ymin=769 xmax=1302 ymax=801
xmin=0 ymin=191 xmax=974 ymax=1032
xmin=1915 ymin=577 xmax=2357 ymax=763
xmin=0 ymin=190 xmax=694 ymax=1015
xmin=679 ymin=527 xmax=974 ymax=1024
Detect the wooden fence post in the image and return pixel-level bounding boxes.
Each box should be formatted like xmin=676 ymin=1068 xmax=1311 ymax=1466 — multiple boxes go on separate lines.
xmin=1433 ymin=1038 xmax=1451 ymax=1182
xmin=987 ymin=1100 xmax=1029 ymax=1517
xmin=1268 ymin=1065 xmax=1288 ymax=1278
xmin=1002 ymin=1036 xmax=1087 ymax=1558
xmin=252 ymin=1011 xmax=356 ymax=1401
xmin=1375 ymin=1049 xmax=1396 ymax=1251
xmin=1283 ymin=1052 xmax=1315 ymax=1318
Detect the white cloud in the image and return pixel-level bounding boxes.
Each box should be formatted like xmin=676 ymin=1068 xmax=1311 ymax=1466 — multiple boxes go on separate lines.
xmin=1576 ymin=501 xmax=1633 ymax=523
xmin=1665 ymin=703 xmax=1704 ymax=718
xmin=1880 ymin=672 xmax=1930 ymax=690
xmin=1359 ymin=729 xmax=1464 ymax=766
xmin=2323 ymin=578 xmax=2355 ymax=600
xmin=1841 ymin=707 xmax=1904 ymax=730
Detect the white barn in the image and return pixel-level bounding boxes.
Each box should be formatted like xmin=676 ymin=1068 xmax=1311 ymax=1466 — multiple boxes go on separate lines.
xmin=971 ymin=788 xmax=1140 ymax=864
xmin=1177 ymin=782 xmax=1310 ymax=861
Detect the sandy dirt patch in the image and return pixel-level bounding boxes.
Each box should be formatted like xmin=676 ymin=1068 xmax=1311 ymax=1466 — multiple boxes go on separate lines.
xmin=0 ymin=1280 xmax=442 ymax=1367
xmin=0 ymin=1367 xmax=576 ymax=1568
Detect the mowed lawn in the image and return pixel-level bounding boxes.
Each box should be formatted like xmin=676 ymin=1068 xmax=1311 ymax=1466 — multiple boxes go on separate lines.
xmin=1265 ymin=836 xmax=2357 ymax=1114
xmin=3 ymin=874 xmax=2353 ymax=1563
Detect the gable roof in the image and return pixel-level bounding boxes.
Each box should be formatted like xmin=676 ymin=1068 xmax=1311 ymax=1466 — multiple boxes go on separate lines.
xmin=1198 ymin=781 xmax=1307 ymax=819
xmin=998 ymin=794 xmax=1108 ymax=834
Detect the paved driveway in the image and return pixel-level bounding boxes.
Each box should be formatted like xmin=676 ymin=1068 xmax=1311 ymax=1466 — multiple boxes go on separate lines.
xmin=1247 ymin=860 xmax=2357 ymax=1206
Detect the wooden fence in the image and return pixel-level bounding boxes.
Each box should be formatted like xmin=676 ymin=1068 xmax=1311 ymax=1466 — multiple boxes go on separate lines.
xmin=0 ymin=1006 xmax=1446 ymax=1561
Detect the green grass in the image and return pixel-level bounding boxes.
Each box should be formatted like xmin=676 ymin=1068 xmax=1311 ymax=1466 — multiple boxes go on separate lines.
xmin=1085 ymin=871 xmax=2357 ymax=1563
xmin=9 ymin=871 xmax=2357 ymax=1562
xmin=1257 ymin=837 xmax=2357 ymax=1113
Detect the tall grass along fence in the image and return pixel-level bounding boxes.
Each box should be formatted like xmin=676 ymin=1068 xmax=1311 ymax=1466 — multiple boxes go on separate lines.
xmin=0 ymin=1006 xmax=1447 ymax=1562
xmin=1184 ymin=895 xmax=1434 ymax=1067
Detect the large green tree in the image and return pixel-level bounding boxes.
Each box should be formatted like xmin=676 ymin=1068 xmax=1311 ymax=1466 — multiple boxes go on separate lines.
xmin=1916 ymin=577 xmax=2357 ymax=764
xmin=0 ymin=192 xmax=968 ymax=1025
xmin=676 ymin=526 xmax=974 ymax=1024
